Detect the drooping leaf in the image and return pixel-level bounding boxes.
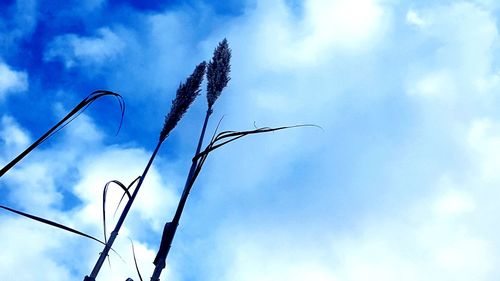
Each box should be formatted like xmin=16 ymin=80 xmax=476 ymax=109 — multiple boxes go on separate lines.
xmin=102 ymin=179 xmax=132 ymax=244
xmin=0 ymin=204 xmax=105 ymax=245
xmin=113 ymin=176 xmax=141 ymax=219
xmin=101 ymin=177 xmax=141 ymax=244
xmin=102 ymin=176 xmax=141 ymax=242
xmin=0 ymin=90 xmax=125 ymax=178
xmin=130 ymin=239 xmax=144 ymax=281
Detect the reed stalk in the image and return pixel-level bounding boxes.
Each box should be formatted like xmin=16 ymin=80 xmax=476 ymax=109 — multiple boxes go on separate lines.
xmin=84 ymin=62 xmax=206 ymax=281
xmin=150 ymin=39 xmax=231 ymax=281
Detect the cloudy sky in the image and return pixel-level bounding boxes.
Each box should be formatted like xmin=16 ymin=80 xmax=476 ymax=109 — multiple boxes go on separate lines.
xmin=1 ymin=0 xmax=500 ymax=280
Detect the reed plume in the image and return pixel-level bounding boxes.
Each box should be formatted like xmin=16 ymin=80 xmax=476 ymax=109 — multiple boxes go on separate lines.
xmin=150 ymin=39 xmax=231 ymax=281
xmin=147 ymin=40 xmax=319 ymax=281
xmin=160 ymin=61 xmax=207 ymax=141
xmin=207 ymin=38 xmax=231 ymax=109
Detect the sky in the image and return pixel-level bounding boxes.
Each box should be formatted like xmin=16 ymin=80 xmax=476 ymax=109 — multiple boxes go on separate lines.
xmin=1 ymin=0 xmax=500 ymax=280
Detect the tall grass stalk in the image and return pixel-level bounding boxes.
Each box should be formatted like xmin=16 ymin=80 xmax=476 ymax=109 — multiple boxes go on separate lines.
xmin=150 ymin=39 xmax=231 ymax=281
xmin=84 ymin=62 xmax=206 ymax=281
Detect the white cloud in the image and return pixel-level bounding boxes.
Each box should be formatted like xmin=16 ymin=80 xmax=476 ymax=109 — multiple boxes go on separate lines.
xmin=45 ymin=28 xmax=126 ymax=68
xmin=0 ymin=217 xmax=73 ymax=281
xmin=0 ymin=0 xmax=38 ymax=49
xmin=0 ymin=115 xmax=30 ymax=161
xmin=433 ymin=188 xmax=475 ymax=218
xmin=406 ymin=2 xmax=499 ymax=107
xmin=206 ymin=166 xmax=495 ymax=281
xmin=301 ymin=0 xmax=387 ymax=51
xmin=219 ymin=0 xmax=389 ymax=72
xmin=83 ymin=0 xmax=106 ymax=10
xmin=0 ymin=62 xmax=28 ymax=99
xmin=1 ymin=113 xmax=105 ymax=212
xmin=72 ymin=146 xmax=178 ymax=232
xmin=406 ymin=9 xmax=426 ymax=27
xmin=158 ymin=2 xmax=500 ymax=280
xmin=408 ymin=69 xmax=456 ymax=99
xmin=6 ymin=0 xmax=500 ymax=280
xmin=466 ymin=118 xmax=500 ymax=182
xmin=0 ymin=112 xmax=179 ymax=280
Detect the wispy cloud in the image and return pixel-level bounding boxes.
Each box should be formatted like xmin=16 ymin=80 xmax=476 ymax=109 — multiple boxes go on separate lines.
xmin=0 ymin=112 xmax=178 ymax=279
xmin=0 ymin=62 xmax=28 ymax=100
xmin=44 ymin=28 xmax=126 ymax=68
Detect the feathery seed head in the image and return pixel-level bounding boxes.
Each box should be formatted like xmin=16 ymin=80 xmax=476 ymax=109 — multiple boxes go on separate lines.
xmin=207 ymin=38 xmax=231 ymax=108
xmin=160 ymin=61 xmax=207 ymax=141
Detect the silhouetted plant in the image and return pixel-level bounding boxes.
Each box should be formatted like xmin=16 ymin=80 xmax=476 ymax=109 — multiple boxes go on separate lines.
xmin=148 ymin=39 xmax=317 ymax=281
xmin=0 ymin=39 xmax=315 ymax=281
xmin=150 ymin=38 xmax=231 ymax=281
xmin=84 ymin=61 xmax=207 ymax=281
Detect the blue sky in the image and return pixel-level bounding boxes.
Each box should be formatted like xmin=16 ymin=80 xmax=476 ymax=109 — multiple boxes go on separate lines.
xmin=2 ymin=0 xmax=500 ymax=280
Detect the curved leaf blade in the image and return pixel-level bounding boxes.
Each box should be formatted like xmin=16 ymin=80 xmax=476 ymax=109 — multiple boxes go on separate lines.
xmin=0 ymin=90 xmax=124 ymax=178
xmin=0 ymin=204 xmax=105 ymax=245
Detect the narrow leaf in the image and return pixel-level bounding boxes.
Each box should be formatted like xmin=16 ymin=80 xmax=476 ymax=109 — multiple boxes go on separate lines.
xmin=113 ymin=176 xmax=141 ymax=219
xmin=0 ymin=204 xmax=105 ymax=245
xmin=0 ymin=90 xmax=124 ymax=178
xmin=130 ymin=239 xmax=144 ymax=281
xmin=103 ymin=179 xmax=132 ymax=244
xmin=194 ymin=124 xmax=320 ymax=162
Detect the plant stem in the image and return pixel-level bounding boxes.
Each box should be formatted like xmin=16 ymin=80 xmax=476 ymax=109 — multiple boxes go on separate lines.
xmin=84 ymin=140 xmax=163 ymax=281
xmin=150 ymin=108 xmax=212 ymax=281
xmin=174 ymin=108 xmax=211 ymax=225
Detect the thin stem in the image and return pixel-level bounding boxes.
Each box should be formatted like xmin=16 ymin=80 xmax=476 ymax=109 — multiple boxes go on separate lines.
xmin=173 ymin=108 xmax=211 ymax=225
xmin=85 ymin=141 xmax=163 ymax=281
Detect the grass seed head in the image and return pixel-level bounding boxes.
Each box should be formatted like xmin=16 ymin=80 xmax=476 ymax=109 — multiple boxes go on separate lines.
xmin=207 ymin=38 xmax=231 ymax=108
xmin=160 ymin=61 xmax=207 ymax=141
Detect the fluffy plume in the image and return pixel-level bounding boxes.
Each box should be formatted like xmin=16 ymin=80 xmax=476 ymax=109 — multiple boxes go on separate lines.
xmin=207 ymin=38 xmax=231 ymax=108
xmin=160 ymin=61 xmax=207 ymax=141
